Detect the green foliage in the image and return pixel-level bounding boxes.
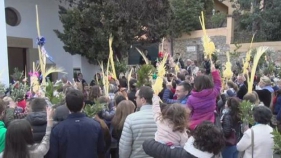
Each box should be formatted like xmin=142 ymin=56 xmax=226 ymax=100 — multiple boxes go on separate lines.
xmin=234 ymin=0 xmax=281 ymax=42
xmin=11 ymin=68 xmax=23 ymax=81
xmin=84 ymin=101 xmax=106 ymax=118
xmin=45 ymin=80 xmax=65 ymax=106
xmin=239 ymin=100 xmax=255 ymax=125
xmin=56 ymin=0 xmax=173 ymax=63
xmin=0 ymin=82 xmax=5 ymax=97
xmin=210 ymin=12 xmax=227 ymax=28
xmin=10 ymin=82 xmax=29 ymax=101
xmin=272 ymin=128 xmax=281 ymax=153
xmin=137 ymin=64 xmax=156 ymax=87
xmin=115 ymin=61 xmax=127 ymax=78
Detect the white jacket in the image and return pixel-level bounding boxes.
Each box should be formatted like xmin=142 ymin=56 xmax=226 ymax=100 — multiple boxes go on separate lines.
xmin=237 ymin=124 xmax=274 ymax=158
xmin=119 ymin=105 xmax=157 ymax=158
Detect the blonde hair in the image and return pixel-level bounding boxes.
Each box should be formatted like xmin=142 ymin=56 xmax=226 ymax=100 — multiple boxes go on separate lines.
xmin=260 ymin=76 xmax=272 ymax=86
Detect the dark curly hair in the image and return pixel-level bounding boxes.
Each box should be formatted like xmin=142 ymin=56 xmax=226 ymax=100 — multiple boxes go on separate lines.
xmin=193 ymin=121 xmax=225 ymax=155
xmin=227 ymin=97 xmax=242 ymax=124
xmin=161 ymin=103 xmax=187 ymax=133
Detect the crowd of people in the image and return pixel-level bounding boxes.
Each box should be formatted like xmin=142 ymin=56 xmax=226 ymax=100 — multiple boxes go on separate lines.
xmin=0 ymin=56 xmax=279 ymax=158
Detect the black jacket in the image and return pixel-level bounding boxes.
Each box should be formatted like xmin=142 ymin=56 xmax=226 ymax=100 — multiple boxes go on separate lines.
xmin=26 ymin=111 xmax=47 ymax=143
xmin=143 ymin=139 xmax=197 ymax=158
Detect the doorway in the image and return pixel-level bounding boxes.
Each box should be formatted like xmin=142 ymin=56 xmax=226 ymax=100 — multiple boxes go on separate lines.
xmin=8 ymin=47 xmax=27 ymax=82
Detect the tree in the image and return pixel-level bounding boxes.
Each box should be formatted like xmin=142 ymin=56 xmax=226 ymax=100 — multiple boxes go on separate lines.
xmin=232 ymin=0 xmax=281 ymax=42
xmin=55 ymin=0 xmax=173 ymax=63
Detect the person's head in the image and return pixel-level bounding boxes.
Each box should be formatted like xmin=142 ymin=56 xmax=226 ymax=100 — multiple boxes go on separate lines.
xmin=226 ymin=81 xmax=238 ymax=92
xmin=3 ymin=119 xmax=34 ymax=158
xmin=61 ymin=75 xmax=68 ymax=83
xmin=144 ymin=49 xmax=148 ymax=56
xmin=175 ymin=82 xmax=191 ymax=100
xmin=114 ymin=95 xmax=127 ymax=107
xmin=135 ymin=86 xmax=153 ymax=107
xmin=253 ymin=106 xmax=272 ymax=124
xmin=193 ymin=75 xmax=213 ymax=92
xmin=89 ymin=85 xmax=102 ymax=101
xmin=97 ymin=96 xmax=109 ymax=104
xmin=243 ymin=92 xmax=259 ymax=104
xmin=77 ymin=73 xmax=83 ymax=80
xmin=225 ymin=97 xmax=241 ymax=123
xmin=259 ymin=76 xmax=272 ymax=88
xmin=237 ymin=74 xmax=246 ymax=84
xmin=177 ymin=73 xmax=185 ymax=81
xmin=193 ymin=121 xmax=225 ymax=155
xmin=29 ymin=98 xmax=47 ymax=112
xmin=129 ymin=79 xmax=137 ymax=90
xmin=196 ymin=68 xmax=206 ymax=76
xmin=161 ymin=103 xmax=187 ymax=133
xmin=186 ymin=59 xmax=192 ymax=66
xmin=0 ymin=99 xmax=6 ymax=120
xmin=65 ymin=89 xmax=84 ymax=113
xmin=112 ymin=100 xmax=135 ymax=130
xmin=109 ymin=84 xmax=117 ymax=93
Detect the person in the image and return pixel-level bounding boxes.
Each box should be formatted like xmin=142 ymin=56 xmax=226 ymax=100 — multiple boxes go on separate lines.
xmin=119 ymin=86 xmax=157 ymax=158
xmin=221 ymin=98 xmax=242 ymax=158
xmin=152 ymin=96 xmax=188 ymax=146
xmin=142 ymin=121 xmax=225 ymax=158
xmin=237 ymin=106 xmax=274 ymax=158
xmin=76 ymin=73 xmax=87 ymax=86
xmin=163 ymin=82 xmax=191 ymax=104
xmin=236 ymin=74 xmax=248 ymax=100
xmin=224 ymin=81 xmax=238 ymax=98
xmin=255 ymin=76 xmax=274 ymax=108
xmin=0 ymin=99 xmax=7 ymax=153
xmin=25 ymin=98 xmax=48 ymax=143
xmin=0 ymin=107 xmax=53 ymax=158
xmin=187 ymin=62 xmax=221 ymax=130
xmin=127 ymin=79 xmax=137 ymax=106
xmin=61 ymin=75 xmax=72 ymax=86
xmin=174 ymin=53 xmax=185 ymax=69
xmin=46 ymin=89 xmax=105 ymax=158
xmin=139 ymin=49 xmax=151 ymax=65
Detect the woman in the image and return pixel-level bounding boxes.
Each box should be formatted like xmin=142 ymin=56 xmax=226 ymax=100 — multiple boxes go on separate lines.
xmin=221 ymin=98 xmax=242 ymax=158
xmin=143 ymin=121 xmax=225 ymax=158
xmin=255 ymin=76 xmax=274 ymax=108
xmin=0 ymin=107 xmax=53 ymax=158
xmin=237 ymin=106 xmax=274 ymax=158
xmin=111 ymin=100 xmax=135 ymax=141
xmin=85 ymin=85 xmax=102 ymax=105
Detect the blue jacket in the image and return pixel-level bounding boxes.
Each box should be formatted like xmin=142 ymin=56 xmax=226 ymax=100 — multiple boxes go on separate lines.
xmin=275 ymin=96 xmax=281 ymax=121
xmin=46 ymin=113 xmax=105 ymax=158
xmin=163 ymin=88 xmax=188 ymax=104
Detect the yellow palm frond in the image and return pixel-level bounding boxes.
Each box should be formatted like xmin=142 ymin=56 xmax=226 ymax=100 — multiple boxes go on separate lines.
xmin=136 ymin=48 xmax=150 ymax=65
xmin=248 ymin=47 xmax=269 ymax=93
xmin=223 ymin=52 xmax=233 ymax=80
xmin=108 ymin=35 xmax=117 ymax=80
xmin=152 ymin=54 xmax=168 ymax=95
xmin=199 ymin=11 xmax=216 ymax=60
xmin=44 ymin=67 xmax=66 ymax=79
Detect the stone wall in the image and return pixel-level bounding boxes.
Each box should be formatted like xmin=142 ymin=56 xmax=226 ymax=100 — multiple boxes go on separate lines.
xmin=173 ymin=36 xmax=229 ymax=64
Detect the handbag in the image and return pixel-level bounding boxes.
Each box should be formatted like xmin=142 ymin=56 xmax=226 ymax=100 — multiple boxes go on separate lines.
xmin=240 ymin=128 xmax=254 ymax=158
xmin=225 ymin=129 xmax=237 ymax=146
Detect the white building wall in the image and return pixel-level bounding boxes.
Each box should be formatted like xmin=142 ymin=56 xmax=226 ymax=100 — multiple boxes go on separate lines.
xmin=0 ymin=1 xmax=9 ymax=86
xmin=81 ymin=56 xmax=100 ymax=83
xmin=5 ymin=0 xmax=99 ymax=81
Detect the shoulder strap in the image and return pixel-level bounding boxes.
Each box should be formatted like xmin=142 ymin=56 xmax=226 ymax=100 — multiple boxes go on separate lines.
xmin=251 ymin=128 xmax=254 ymax=158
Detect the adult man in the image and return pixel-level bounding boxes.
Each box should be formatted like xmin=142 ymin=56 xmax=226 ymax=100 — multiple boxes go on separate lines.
xmin=174 ymin=53 xmax=185 ymax=69
xmin=119 ymin=86 xmax=157 ymax=158
xmin=186 ymin=59 xmax=192 ymax=75
xmin=163 ymin=82 xmax=191 ymax=104
xmin=46 ymin=89 xmax=104 ymax=158
xmin=236 ymin=74 xmax=248 ymax=100
xmin=26 ymin=98 xmax=48 ymax=143
xmin=61 ymin=75 xmax=72 ymax=86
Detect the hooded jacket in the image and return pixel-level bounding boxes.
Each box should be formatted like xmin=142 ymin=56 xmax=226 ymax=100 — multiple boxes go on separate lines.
xmin=187 ymin=70 xmax=221 ymax=130
xmin=0 ymin=122 xmax=6 ymax=152
xmin=26 ymin=111 xmax=47 ymax=143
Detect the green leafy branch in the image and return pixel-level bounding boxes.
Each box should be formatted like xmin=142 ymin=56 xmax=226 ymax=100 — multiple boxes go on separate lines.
xmin=137 ymin=64 xmax=156 ymax=88
xmin=272 ymin=128 xmax=281 ymax=154
xmin=239 ymin=100 xmax=254 ymax=125
xmin=45 ymin=80 xmax=65 ymax=106
xmin=84 ymin=101 xmax=106 ymax=118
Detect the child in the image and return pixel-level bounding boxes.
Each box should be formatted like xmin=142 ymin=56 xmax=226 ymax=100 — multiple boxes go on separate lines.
xmin=152 ymin=96 xmax=188 ymax=147
xmin=187 ymin=63 xmax=221 ymax=130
